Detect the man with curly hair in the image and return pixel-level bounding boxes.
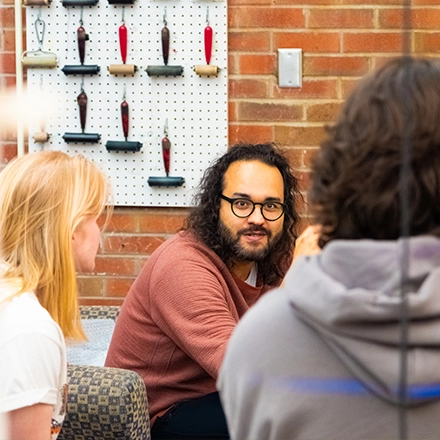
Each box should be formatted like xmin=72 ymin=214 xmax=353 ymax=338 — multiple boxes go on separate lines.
xmin=219 ymin=57 xmax=440 ymax=440
xmin=106 ymin=143 xmax=300 ymax=439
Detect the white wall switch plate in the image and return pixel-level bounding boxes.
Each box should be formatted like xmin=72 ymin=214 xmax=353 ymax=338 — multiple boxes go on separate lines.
xmin=278 ymin=48 xmax=302 ymax=88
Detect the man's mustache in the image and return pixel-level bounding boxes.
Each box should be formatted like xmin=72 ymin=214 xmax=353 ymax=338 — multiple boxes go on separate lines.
xmin=237 ymin=225 xmax=272 ymax=238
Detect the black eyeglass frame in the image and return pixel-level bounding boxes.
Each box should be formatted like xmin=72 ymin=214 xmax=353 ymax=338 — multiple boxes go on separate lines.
xmin=220 ymin=194 xmax=285 ymax=222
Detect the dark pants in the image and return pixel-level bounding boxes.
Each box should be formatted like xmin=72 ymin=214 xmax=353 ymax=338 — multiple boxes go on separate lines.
xmin=150 ymin=392 xmax=230 ymax=439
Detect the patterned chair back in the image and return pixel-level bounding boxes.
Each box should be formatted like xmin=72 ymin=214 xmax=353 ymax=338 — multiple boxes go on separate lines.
xmin=58 ymin=305 xmax=151 ymax=440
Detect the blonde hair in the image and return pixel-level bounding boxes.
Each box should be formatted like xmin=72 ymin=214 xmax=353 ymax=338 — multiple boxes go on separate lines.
xmin=0 ymin=151 xmax=111 ymax=340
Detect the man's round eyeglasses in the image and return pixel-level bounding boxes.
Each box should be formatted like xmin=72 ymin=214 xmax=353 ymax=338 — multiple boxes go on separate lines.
xmin=220 ymin=194 xmax=285 ymax=222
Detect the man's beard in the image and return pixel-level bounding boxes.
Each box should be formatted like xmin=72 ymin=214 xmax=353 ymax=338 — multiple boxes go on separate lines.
xmin=218 ymin=220 xmax=282 ymax=263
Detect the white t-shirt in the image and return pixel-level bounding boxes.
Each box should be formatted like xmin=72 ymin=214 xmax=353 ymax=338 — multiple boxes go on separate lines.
xmin=245 ymin=263 xmax=258 ymax=287
xmin=0 ymin=282 xmax=67 ymax=440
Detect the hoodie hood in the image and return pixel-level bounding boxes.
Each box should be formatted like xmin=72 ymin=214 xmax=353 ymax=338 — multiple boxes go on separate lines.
xmin=286 ymin=235 xmax=440 ymax=406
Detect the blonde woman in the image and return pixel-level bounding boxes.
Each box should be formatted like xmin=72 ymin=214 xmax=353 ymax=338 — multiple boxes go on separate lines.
xmin=0 ymin=151 xmax=111 ymax=440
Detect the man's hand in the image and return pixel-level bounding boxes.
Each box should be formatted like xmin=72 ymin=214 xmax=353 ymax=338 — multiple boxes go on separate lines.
xmin=293 ymin=224 xmax=321 ymax=260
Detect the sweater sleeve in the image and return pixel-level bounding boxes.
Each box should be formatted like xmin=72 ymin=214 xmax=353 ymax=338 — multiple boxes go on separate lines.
xmin=148 ymin=246 xmax=239 ymax=379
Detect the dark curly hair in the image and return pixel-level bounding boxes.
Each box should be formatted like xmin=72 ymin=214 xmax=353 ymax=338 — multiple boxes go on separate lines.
xmin=310 ymin=57 xmax=440 ymax=247
xmin=185 ymin=143 xmax=300 ymax=286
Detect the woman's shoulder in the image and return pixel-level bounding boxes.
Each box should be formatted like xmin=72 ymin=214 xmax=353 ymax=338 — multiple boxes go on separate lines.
xmin=0 ymin=291 xmax=63 ymax=345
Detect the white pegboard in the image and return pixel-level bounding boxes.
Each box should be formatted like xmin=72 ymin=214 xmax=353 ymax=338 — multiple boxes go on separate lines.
xmin=26 ymin=0 xmax=228 ymax=206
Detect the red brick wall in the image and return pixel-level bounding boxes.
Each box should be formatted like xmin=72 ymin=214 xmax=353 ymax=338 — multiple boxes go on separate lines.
xmin=0 ymin=0 xmax=21 ymax=164
xmin=1 ymin=0 xmax=438 ymax=304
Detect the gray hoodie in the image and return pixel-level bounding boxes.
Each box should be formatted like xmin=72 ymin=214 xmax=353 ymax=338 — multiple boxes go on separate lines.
xmin=218 ymin=236 xmax=440 ymax=440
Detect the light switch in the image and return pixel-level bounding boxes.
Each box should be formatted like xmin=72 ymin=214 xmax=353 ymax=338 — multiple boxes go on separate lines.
xmin=278 ymin=48 xmax=302 ymax=88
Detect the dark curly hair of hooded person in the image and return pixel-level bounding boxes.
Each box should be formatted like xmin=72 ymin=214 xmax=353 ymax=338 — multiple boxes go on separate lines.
xmin=310 ymin=57 xmax=440 ymax=249
xmin=184 ymin=143 xmax=301 ymax=286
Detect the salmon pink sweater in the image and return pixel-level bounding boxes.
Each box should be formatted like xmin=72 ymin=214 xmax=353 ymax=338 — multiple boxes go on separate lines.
xmin=105 ymin=231 xmax=269 ymax=421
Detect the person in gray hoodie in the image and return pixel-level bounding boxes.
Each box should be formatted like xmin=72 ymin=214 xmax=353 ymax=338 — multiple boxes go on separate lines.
xmin=217 ymin=56 xmax=440 ymax=440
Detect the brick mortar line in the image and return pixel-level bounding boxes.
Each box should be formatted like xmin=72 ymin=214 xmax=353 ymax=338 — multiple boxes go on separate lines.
xmin=230 ymin=98 xmax=345 ymax=102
